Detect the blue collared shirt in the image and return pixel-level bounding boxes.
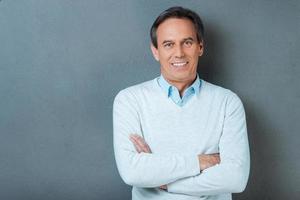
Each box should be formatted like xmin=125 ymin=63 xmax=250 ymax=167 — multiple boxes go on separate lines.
xmin=157 ymin=74 xmax=201 ymax=107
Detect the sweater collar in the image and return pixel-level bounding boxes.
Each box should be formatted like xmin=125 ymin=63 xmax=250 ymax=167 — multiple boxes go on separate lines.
xmin=157 ymin=74 xmax=201 ymax=97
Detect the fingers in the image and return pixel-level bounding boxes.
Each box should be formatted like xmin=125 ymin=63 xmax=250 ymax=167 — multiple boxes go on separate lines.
xmin=159 ymin=185 xmax=167 ymax=190
xmin=207 ymin=153 xmax=220 ymax=164
xmin=208 ymin=154 xmax=220 ymax=165
xmin=130 ymin=135 xmax=151 ymax=153
xmin=133 ymin=134 xmax=152 ymax=153
xmin=211 ymin=153 xmax=220 ymax=164
xmin=215 ymin=155 xmax=220 ymax=163
xmin=198 ymin=153 xmax=221 ymax=171
xmin=129 ymin=136 xmax=143 ymax=153
xmin=129 ymin=134 xmax=152 ymax=153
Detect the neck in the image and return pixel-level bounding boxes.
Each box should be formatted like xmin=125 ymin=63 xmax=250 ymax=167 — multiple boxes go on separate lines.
xmin=166 ymin=75 xmax=197 ymax=97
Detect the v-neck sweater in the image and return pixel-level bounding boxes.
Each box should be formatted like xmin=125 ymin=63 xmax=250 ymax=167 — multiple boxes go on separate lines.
xmin=113 ymin=78 xmax=250 ymax=200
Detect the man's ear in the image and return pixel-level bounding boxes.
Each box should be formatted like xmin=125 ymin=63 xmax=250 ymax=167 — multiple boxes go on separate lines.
xmin=150 ymin=44 xmax=159 ymax=61
xmin=198 ymin=41 xmax=204 ymax=57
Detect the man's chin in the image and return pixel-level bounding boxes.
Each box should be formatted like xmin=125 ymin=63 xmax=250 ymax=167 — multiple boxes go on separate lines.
xmin=169 ymin=75 xmax=195 ymax=83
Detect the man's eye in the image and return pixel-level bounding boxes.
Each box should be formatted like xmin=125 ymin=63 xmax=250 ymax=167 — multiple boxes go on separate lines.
xmin=184 ymin=41 xmax=193 ymax=47
xmin=164 ymin=43 xmax=173 ymax=48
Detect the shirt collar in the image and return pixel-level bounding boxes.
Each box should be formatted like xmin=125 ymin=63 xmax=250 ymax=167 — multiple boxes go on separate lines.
xmin=157 ymin=74 xmax=201 ymax=97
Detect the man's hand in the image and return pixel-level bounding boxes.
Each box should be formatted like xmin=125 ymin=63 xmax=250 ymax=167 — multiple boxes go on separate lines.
xmin=198 ymin=153 xmax=220 ymax=171
xmin=129 ymin=134 xmax=167 ymax=190
xmin=129 ymin=134 xmax=152 ymax=153
xmin=159 ymin=185 xmax=167 ymax=190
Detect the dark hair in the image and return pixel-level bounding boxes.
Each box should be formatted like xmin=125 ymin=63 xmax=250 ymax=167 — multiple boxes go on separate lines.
xmin=150 ymin=6 xmax=204 ymax=48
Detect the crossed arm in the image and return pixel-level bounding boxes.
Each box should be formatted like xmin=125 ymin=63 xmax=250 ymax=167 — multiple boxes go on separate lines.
xmin=129 ymin=134 xmax=220 ymax=190
xmin=113 ymin=90 xmax=250 ymax=196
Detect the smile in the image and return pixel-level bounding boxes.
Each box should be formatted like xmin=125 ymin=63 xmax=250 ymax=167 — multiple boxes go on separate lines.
xmin=171 ymin=61 xmax=188 ymax=67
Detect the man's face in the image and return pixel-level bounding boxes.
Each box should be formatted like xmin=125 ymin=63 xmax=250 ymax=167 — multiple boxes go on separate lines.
xmin=151 ymin=18 xmax=203 ymax=85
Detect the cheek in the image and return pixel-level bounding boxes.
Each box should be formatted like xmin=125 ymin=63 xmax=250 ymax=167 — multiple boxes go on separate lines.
xmin=159 ymin=52 xmax=172 ymax=62
xmin=189 ymin=54 xmax=200 ymax=67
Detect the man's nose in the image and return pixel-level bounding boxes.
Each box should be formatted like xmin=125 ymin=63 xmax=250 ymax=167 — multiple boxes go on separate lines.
xmin=174 ymin=45 xmax=184 ymax=58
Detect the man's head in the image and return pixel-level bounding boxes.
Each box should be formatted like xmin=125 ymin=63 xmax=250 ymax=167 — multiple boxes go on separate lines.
xmin=150 ymin=6 xmax=204 ymax=86
xmin=150 ymin=6 xmax=204 ymax=49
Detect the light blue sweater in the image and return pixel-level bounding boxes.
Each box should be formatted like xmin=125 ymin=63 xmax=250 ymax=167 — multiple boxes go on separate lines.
xmin=113 ymin=78 xmax=250 ymax=200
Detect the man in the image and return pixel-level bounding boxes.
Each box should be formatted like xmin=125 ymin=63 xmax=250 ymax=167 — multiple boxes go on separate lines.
xmin=113 ymin=6 xmax=250 ymax=200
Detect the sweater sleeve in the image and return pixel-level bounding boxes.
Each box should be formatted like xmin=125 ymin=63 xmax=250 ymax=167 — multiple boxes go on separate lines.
xmin=113 ymin=89 xmax=200 ymax=188
xmin=167 ymin=92 xmax=250 ymax=196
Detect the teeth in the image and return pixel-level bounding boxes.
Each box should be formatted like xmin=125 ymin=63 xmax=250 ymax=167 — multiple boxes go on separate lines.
xmin=172 ymin=62 xmax=187 ymax=67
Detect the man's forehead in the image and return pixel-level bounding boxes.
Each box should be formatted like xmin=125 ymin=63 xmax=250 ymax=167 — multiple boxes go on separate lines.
xmin=156 ymin=18 xmax=197 ymax=42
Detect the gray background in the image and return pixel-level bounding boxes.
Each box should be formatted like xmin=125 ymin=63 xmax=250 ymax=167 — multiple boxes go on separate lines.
xmin=0 ymin=0 xmax=299 ymax=199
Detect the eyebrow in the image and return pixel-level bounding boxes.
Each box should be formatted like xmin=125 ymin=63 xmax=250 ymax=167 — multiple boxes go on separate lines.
xmin=182 ymin=37 xmax=195 ymax=42
xmin=162 ymin=40 xmax=174 ymax=45
xmin=161 ymin=37 xmax=195 ymax=45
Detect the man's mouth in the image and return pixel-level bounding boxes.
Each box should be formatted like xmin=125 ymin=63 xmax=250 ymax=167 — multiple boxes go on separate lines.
xmin=171 ymin=61 xmax=189 ymax=67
